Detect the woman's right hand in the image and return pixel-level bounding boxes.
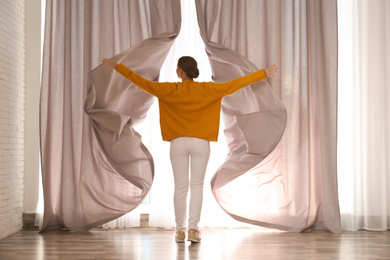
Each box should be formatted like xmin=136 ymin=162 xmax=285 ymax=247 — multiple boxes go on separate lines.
xmin=101 ymin=58 xmax=118 ymax=69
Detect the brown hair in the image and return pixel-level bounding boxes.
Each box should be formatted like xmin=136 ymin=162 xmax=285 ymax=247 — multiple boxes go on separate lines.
xmin=177 ymin=56 xmax=199 ymax=79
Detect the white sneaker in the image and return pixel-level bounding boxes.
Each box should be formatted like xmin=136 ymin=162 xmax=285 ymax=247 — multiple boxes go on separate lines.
xmin=175 ymin=231 xmax=186 ymax=243
xmin=187 ymin=229 xmax=201 ymax=243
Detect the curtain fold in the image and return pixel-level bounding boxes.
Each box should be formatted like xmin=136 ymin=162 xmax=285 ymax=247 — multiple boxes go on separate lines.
xmin=195 ymin=0 xmax=340 ymax=233
xmin=39 ymin=0 xmax=181 ymax=231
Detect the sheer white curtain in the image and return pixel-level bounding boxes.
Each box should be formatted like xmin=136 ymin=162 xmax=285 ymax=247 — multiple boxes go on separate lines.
xmin=337 ymin=0 xmax=390 ymax=231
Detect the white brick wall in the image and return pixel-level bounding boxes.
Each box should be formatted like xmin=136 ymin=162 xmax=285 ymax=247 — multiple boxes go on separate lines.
xmin=0 ymin=0 xmax=26 ymax=240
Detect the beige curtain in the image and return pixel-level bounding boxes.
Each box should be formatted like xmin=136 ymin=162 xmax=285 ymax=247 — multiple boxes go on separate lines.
xmin=195 ymin=0 xmax=340 ymax=233
xmin=40 ymin=0 xmax=181 ymax=231
xmin=40 ymin=0 xmax=340 ymax=233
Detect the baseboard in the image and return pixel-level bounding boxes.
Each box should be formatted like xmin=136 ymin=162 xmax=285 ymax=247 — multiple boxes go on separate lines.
xmin=140 ymin=213 xmax=149 ymax=228
xmin=23 ymin=213 xmax=39 ymax=231
xmin=22 ymin=213 xmax=150 ymax=230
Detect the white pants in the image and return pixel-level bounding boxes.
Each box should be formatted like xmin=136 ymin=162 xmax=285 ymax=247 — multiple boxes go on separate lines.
xmin=170 ymin=137 xmax=210 ymax=231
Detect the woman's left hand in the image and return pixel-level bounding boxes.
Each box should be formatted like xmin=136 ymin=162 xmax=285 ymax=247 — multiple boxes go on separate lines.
xmin=265 ymin=65 xmax=278 ymax=78
xmin=101 ymin=58 xmax=118 ymax=69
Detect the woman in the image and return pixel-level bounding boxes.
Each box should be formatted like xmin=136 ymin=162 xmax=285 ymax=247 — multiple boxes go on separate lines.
xmin=101 ymin=56 xmax=278 ymax=243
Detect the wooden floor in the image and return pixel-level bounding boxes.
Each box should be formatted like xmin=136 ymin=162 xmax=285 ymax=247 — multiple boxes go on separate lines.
xmin=0 ymin=228 xmax=389 ymax=260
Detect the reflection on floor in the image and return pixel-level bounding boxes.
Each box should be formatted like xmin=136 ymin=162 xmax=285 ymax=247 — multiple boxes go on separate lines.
xmin=0 ymin=228 xmax=389 ymax=259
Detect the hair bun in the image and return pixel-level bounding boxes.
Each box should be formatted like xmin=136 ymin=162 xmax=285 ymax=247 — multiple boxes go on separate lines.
xmin=189 ymin=68 xmax=199 ymax=79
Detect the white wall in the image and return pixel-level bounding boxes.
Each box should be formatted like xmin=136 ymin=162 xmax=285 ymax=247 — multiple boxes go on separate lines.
xmin=0 ymin=0 xmax=26 ymax=240
xmin=0 ymin=0 xmax=40 ymax=240
xmin=24 ymin=0 xmax=41 ymax=214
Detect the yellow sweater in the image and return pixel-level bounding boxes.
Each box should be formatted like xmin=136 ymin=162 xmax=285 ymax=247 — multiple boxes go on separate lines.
xmin=116 ymin=63 xmax=267 ymax=141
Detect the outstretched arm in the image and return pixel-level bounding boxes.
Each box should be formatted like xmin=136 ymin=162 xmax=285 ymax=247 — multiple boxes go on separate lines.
xmin=210 ymin=65 xmax=278 ymax=97
xmin=100 ymin=58 xmax=174 ymax=98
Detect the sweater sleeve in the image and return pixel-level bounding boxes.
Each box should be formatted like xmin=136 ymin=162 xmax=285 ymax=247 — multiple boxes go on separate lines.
xmin=115 ymin=63 xmax=172 ymax=97
xmin=209 ymin=69 xmax=267 ymax=97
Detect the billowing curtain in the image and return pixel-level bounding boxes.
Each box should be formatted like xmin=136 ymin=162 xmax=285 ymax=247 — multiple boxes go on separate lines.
xmin=40 ymin=0 xmax=341 ymax=233
xmin=195 ymin=0 xmax=340 ymax=233
xmin=337 ymin=0 xmax=390 ymax=231
xmin=39 ymin=0 xmax=180 ymax=231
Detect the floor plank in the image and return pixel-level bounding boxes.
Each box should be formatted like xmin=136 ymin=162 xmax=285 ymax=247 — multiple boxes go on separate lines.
xmin=0 ymin=228 xmax=389 ymax=259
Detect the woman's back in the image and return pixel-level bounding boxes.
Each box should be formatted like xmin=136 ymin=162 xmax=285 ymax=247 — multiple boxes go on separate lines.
xmin=115 ymin=63 xmax=267 ymax=141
